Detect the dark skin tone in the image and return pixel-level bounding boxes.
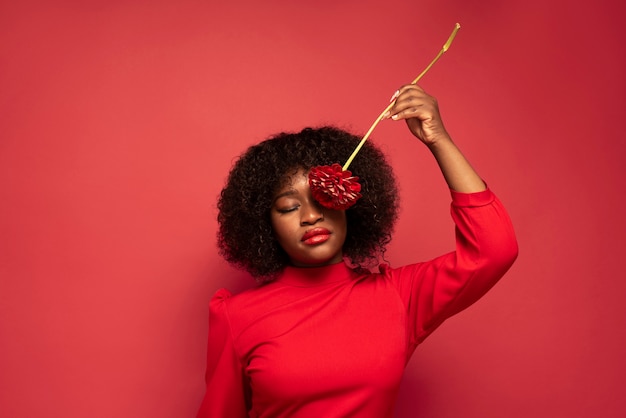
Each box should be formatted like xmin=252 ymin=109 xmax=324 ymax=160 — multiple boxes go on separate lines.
xmin=385 ymin=84 xmax=486 ymax=193
xmin=270 ymin=169 xmax=347 ymax=267
xmin=270 ymin=85 xmax=485 ymax=268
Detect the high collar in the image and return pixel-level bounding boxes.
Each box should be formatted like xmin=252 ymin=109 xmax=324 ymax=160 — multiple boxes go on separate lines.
xmin=277 ymin=261 xmax=359 ymax=287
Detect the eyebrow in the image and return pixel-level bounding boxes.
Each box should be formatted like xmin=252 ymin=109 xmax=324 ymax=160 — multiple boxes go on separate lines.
xmin=272 ymin=189 xmax=298 ymax=203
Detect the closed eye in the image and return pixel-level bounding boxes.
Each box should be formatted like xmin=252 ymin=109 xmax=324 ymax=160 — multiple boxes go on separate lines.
xmin=276 ymin=205 xmax=299 ymax=214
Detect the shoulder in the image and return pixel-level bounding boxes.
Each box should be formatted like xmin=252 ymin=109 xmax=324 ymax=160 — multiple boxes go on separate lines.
xmin=209 ymin=283 xmax=282 ymax=325
xmin=358 ymin=262 xmax=430 ymax=295
xmin=377 ymin=262 xmax=428 ymax=278
xmin=210 ymin=285 xmax=263 ymax=308
xmin=208 ymin=288 xmax=234 ymax=328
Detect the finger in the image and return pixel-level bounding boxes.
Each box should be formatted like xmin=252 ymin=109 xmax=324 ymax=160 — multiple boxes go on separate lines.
xmin=388 ymin=84 xmax=423 ymax=103
xmin=391 ymin=104 xmax=428 ymax=121
xmin=385 ymin=85 xmax=430 ymax=119
xmin=385 ymin=96 xmax=425 ymax=119
xmin=389 ymin=92 xmax=432 ymax=119
xmin=397 ymin=84 xmax=424 ymax=94
xmin=399 ymin=85 xmax=429 ymax=102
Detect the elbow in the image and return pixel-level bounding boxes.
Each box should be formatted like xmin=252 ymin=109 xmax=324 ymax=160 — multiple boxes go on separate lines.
xmin=485 ymin=232 xmax=519 ymax=278
xmin=463 ymin=229 xmax=518 ymax=282
xmin=504 ymin=226 xmax=519 ymax=266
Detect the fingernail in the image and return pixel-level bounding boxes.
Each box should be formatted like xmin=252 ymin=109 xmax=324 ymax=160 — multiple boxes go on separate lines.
xmin=391 ymin=114 xmax=399 ymax=120
xmin=389 ymin=90 xmax=400 ymax=102
xmin=383 ymin=111 xmax=391 ymax=119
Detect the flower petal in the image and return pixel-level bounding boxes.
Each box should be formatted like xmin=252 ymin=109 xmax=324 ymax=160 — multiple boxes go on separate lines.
xmin=308 ymin=164 xmax=362 ymax=210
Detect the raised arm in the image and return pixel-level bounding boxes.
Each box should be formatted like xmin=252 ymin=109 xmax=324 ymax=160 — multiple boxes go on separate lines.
xmin=384 ymin=85 xmax=518 ymax=350
xmin=385 ymin=84 xmax=485 ymax=193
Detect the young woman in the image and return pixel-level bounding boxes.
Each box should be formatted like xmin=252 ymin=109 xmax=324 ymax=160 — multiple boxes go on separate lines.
xmin=197 ymin=85 xmax=518 ymax=417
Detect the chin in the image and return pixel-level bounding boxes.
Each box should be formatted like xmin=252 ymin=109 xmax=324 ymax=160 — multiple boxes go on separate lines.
xmin=292 ymin=254 xmax=342 ymax=268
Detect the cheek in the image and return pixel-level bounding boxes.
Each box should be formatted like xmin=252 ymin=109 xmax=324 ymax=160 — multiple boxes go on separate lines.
xmin=270 ymin=215 xmax=294 ymax=244
xmin=330 ymin=213 xmax=348 ymax=242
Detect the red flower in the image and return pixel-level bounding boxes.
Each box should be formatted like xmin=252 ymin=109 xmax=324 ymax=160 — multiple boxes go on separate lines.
xmin=308 ymin=163 xmax=362 ymax=210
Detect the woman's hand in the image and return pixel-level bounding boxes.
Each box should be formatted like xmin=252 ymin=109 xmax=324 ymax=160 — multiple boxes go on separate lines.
xmin=385 ymin=84 xmax=486 ymax=193
xmin=385 ymin=84 xmax=450 ymax=148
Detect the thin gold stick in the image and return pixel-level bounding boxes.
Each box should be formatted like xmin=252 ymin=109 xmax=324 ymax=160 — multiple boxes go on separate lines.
xmin=342 ymin=23 xmax=461 ymax=171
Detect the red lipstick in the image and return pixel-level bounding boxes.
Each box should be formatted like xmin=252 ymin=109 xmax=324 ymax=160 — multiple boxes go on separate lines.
xmin=301 ymin=228 xmax=331 ymax=245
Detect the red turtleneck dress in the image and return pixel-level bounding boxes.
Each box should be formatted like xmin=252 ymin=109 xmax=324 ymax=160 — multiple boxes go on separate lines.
xmin=197 ymin=188 xmax=518 ymax=417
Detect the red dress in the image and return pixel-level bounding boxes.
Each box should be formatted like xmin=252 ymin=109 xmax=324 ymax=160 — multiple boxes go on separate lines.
xmin=198 ymin=188 xmax=518 ymax=417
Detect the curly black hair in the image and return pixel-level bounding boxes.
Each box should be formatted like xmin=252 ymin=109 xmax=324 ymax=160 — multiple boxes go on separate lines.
xmin=217 ymin=126 xmax=399 ymax=281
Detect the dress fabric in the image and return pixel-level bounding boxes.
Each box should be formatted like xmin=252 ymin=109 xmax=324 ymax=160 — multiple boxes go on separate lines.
xmin=197 ymin=188 xmax=518 ymax=418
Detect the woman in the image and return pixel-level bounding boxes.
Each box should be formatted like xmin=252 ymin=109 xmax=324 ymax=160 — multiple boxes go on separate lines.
xmin=197 ymin=85 xmax=518 ymax=417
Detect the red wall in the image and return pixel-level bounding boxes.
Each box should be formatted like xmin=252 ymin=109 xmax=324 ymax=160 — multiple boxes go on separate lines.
xmin=1 ymin=1 xmax=624 ymax=417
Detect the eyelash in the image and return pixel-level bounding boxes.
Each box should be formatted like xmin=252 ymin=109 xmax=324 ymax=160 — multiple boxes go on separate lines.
xmin=276 ymin=205 xmax=299 ymax=214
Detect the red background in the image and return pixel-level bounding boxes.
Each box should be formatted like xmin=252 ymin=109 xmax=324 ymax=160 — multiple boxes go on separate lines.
xmin=1 ymin=1 xmax=624 ymax=417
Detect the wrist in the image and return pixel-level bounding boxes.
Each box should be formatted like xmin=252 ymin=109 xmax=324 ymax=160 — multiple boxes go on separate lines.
xmin=424 ymin=131 xmax=453 ymax=150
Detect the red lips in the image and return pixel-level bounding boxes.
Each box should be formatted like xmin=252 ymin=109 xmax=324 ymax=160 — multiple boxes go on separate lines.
xmin=301 ymin=228 xmax=331 ymax=244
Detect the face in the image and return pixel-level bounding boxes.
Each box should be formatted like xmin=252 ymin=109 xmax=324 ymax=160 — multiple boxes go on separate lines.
xmin=270 ymin=169 xmax=347 ymax=267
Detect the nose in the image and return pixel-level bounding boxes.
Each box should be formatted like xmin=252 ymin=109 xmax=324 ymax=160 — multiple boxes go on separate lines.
xmin=300 ymin=201 xmax=324 ymax=225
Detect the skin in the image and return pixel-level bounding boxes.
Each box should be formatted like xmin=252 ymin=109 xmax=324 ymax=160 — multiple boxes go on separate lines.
xmin=385 ymin=84 xmax=487 ymax=194
xmin=270 ymin=170 xmax=347 ymax=267
xmin=272 ymin=85 xmax=484 ymax=268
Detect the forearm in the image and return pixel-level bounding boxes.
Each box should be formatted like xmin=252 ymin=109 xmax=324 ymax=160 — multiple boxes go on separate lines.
xmin=387 ymin=84 xmax=488 ymax=193
xmin=427 ymin=134 xmax=486 ymax=193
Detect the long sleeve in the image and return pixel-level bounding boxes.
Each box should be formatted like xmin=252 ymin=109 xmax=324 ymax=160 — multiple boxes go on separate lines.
xmin=197 ymin=289 xmax=249 ymax=418
xmin=387 ymin=188 xmax=518 ymax=353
